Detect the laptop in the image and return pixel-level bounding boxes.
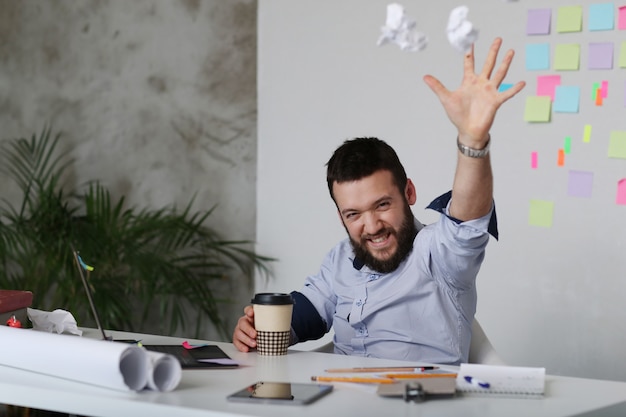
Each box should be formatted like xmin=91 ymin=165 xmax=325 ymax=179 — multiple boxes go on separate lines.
xmin=72 ymin=249 xmax=238 ymax=369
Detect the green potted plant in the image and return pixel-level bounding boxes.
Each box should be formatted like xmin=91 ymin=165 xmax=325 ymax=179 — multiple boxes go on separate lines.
xmin=0 ymin=127 xmax=272 ymax=338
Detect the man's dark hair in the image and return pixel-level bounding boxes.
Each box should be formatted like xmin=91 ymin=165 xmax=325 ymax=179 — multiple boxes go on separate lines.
xmin=326 ymin=137 xmax=408 ymax=202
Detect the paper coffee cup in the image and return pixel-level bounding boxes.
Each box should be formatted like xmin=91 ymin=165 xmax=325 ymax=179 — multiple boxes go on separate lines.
xmin=252 ymin=293 xmax=294 ymax=356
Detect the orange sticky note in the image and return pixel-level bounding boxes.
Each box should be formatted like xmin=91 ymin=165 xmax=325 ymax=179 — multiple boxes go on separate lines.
xmin=557 ymin=149 xmax=565 ymax=166
xmin=595 ymin=88 xmax=603 ymax=105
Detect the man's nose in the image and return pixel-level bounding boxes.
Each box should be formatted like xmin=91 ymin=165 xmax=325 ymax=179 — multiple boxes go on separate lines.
xmin=362 ymin=211 xmax=382 ymax=235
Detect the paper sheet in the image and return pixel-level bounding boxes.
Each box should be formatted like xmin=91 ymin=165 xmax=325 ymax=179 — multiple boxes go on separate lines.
xmin=0 ymin=326 xmax=181 ymax=392
xmin=446 ymin=6 xmax=478 ymax=54
xmin=377 ymin=3 xmax=427 ymax=52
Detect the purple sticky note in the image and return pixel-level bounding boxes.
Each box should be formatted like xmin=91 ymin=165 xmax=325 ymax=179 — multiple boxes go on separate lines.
xmin=588 ymin=42 xmax=614 ymax=69
xmin=567 ymin=170 xmax=594 ymax=198
xmin=527 ymin=9 xmax=552 ymax=35
xmin=536 ymin=75 xmax=561 ymax=101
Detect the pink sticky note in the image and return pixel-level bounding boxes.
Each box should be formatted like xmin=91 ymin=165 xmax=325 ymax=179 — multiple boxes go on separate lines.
xmin=601 ymin=80 xmax=609 ymax=98
xmin=536 ymin=75 xmax=561 ymax=101
xmin=531 ymin=151 xmax=538 ymax=168
xmin=617 ymin=179 xmax=626 ymax=205
xmin=620 ymin=6 xmax=626 ymax=30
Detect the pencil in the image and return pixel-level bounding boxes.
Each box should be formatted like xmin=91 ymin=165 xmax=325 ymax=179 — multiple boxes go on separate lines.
xmin=383 ymin=373 xmax=458 ymax=379
xmin=311 ymin=376 xmax=396 ymax=384
xmin=324 ymin=366 xmax=438 ymax=373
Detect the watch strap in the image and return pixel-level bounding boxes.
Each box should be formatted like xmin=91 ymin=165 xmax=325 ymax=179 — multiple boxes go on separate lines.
xmin=457 ymin=135 xmax=490 ymax=158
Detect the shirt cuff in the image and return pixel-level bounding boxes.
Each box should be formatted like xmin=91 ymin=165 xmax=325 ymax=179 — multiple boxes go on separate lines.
xmin=426 ymin=190 xmax=499 ymax=240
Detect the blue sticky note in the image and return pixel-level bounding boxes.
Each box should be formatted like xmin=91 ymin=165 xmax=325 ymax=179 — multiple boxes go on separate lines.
xmin=526 ymin=43 xmax=550 ymax=70
xmin=498 ymin=83 xmax=513 ymax=92
xmin=589 ymin=3 xmax=615 ymax=31
xmin=553 ymin=86 xmax=580 ymax=113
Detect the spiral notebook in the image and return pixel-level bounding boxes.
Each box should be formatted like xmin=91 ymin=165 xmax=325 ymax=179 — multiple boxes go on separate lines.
xmin=456 ymin=363 xmax=545 ymax=397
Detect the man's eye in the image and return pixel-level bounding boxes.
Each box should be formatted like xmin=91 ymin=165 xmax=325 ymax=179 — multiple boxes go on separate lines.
xmin=378 ymin=201 xmax=390 ymax=209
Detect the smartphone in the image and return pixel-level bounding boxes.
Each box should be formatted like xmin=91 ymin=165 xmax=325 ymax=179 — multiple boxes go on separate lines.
xmin=226 ymin=381 xmax=333 ymax=405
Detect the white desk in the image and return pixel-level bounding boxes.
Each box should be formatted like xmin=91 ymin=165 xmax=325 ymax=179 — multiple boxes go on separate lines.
xmin=1 ymin=329 xmax=625 ymax=417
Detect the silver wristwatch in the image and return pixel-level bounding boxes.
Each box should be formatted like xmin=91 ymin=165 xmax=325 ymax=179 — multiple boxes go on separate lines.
xmin=457 ymin=135 xmax=490 ymax=158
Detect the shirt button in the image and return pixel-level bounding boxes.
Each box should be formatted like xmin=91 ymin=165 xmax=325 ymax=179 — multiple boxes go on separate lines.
xmin=356 ymin=300 xmax=362 ymax=307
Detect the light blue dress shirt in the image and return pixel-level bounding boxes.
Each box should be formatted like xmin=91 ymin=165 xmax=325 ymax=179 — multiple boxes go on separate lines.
xmin=298 ymin=202 xmax=493 ymax=365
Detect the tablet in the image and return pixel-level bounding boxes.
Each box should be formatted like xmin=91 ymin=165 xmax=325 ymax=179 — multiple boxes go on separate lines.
xmin=226 ymin=381 xmax=333 ymax=405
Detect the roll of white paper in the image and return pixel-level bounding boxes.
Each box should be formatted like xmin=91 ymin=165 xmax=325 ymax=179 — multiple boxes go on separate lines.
xmin=0 ymin=326 xmax=151 ymax=391
xmin=145 ymin=350 xmax=182 ymax=392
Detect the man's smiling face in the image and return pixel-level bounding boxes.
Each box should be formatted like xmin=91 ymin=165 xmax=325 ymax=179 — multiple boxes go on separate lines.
xmin=333 ymin=170 xmax=417 ymax=273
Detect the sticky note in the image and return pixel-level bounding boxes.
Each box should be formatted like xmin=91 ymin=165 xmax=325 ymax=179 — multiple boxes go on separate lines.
xmin=553 ymin=86 xmax=580 ymax=113
xmin=557 ymin=149 xmax=565 ymax=166
xmin=529 ymin=199 xmax=554 ymax=228
xmin=588 ymin=42 xmax=614 ymax=69
xmin=588 ymin=3 xmax=615 ymax=31
xmin=536 ymin=75 xmax=561 ymax=100
xmin=498 ymin=83 xmax=513 ymax=92
xmin=619 ymin=6 xmax=626 ymax=29
xmin=526 ymin=43 xmax=550 ymax=70
xmin=527 ymin=9 xmax=552 ymax=35
xmin=624 ymin=80 xmax=626 ymax=107
xmin=601 ymin=80 xmax=609 ymax=98
xmin=619 ymin=41 xmax=626 ymax=67
xmin=556 ymin=6 xmax=583 ymax=32
xmin=524 ymin=96 xmax=552 ymax=122
xmin=608 ymin=131 xmax=626 ymax=159
xmin=583 ymin=124 xmax=592 ymax=143
xmin=592 ymin=82 xmax=600 ymax=100
xmin=564 ymin=137 xmax=572 ymax=154
xmin=554 ymin=44 xmax=580 ymax=70
xmin=596 ymin=88 xmax=603 ymax=106
xmin=616 ymin=179 xmax=626 ymax=205
xmin=567 ymin=170 xmax=593 ymax=198
xmin=531 ymin=151 xmax=538 ymax=169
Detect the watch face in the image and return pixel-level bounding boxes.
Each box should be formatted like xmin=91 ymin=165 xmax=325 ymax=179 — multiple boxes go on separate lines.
xmin=457 ymin=136 xmax=490 ymax=158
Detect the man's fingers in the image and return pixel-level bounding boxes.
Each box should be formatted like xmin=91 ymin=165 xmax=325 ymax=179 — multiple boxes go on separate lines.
xmin=480 ymin=37 xmax=502 ymax=80
xmin=423 ymin=75 xmax=449 ymax=100
xmin=499 ymin=80 xmax=526 ymax=103
xmin=491 ymin=49 xmax=515 ymax=87
xmin=462 ymin=44 xmax=475 ymax=82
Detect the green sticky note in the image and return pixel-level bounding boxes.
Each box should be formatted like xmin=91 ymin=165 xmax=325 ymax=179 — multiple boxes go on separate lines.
xmin=583 ymin=124 xmax=592 ymax=143
xmin=529 ymin=200 xmax=554 ymax=228
xmin=524 ymin=96 xmax=552 ymax=122
xmin=592 ymin=82 xmax=600 ymax=100
xmin=556 ymin=6 xmax=583 ymax=32
xmin=620 ymin=41 xmax=626 ymax=68
xmin=554 ymin=44 xmax=580 ymax=70
xmin=564 ymin=137 xmax=571 ymax=154
xmin=608 ymin=131 xmax=626 ymax=159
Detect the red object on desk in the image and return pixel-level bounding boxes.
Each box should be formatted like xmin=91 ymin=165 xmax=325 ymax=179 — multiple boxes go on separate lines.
xmin=6 ymin=315 xmax=21 ymax=328
xmin=0 ymin=290 xmax=33 ymax=313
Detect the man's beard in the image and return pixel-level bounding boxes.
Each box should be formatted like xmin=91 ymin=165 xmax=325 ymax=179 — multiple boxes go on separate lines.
xmin=349 ymin=206 xmax=418 ymax=274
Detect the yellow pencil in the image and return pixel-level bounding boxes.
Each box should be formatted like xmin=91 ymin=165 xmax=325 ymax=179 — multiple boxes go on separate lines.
xmin=383 ymin=373 xmax=458 ymax=379
xmin=311 ymin=376 xmax=396 ymax=384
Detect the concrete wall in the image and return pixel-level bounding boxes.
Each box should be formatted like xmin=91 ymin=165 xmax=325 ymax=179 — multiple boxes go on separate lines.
xmin=0 ymin=0 xmax=257 ymax=341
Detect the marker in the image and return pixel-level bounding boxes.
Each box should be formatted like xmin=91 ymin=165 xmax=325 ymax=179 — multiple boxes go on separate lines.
xmin=324 ymin=366 xmax=439 ymax=373
xmin=464 ymin=376 xmax=490 ymax=389
xmin=311 ymin=376 xmax=395 ymax=384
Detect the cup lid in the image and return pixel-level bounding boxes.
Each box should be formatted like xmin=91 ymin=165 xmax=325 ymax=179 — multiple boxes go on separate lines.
xmin=251 ymin=293 xmax=294 ymax=305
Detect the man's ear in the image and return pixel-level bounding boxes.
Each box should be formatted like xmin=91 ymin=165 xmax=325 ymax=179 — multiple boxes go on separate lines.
xmin=405 ymin=179 xmax=417 ymax=205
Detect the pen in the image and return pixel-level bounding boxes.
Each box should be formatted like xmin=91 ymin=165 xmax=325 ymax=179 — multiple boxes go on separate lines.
xmin=382 ymin=373 xmax=458 ymax=379
xmin=324 ymin=366 xmax=439 ymax=373
xmin=464 ymin=376 xmax=490 ymax=389
xmin=311 ymin=376 xmax=396 ymax=384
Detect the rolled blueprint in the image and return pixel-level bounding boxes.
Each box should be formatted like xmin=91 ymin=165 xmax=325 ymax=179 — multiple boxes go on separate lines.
xmin=145 ymin=350 xmax=182 ymax=392
xmin=0 ymin=326 xmax=181 ymax=392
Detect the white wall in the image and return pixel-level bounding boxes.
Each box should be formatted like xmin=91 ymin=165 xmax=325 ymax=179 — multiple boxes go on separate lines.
xmin=258 ymin=0 xmax=626 ymax=381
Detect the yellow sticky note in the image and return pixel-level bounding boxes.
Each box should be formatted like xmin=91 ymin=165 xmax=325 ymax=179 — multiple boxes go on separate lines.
xmin=556 ymin=6 xmax=583 ymax=33
xmin=529 ymin=200 xmax=554 ymax=228
xmin=554 ymin=44 xmax=580 ymax=70
xmin=524 ymin=96 xmax=552 ymax=122
xmin=583 ymin=124 xmax=592 ymax=143
xmin=619 ymin=41 xmax=626 ymax=68
xmin=608 ymin=131 xmax=626 ymax=159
